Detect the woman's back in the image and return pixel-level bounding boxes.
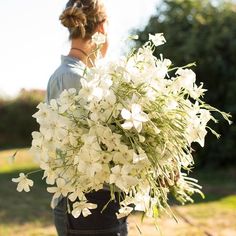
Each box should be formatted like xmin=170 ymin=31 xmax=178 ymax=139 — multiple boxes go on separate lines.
xmin=46 ymin=55 xmax=85 ymax=103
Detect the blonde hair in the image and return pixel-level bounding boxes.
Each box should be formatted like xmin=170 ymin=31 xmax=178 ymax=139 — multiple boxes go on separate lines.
xmin=59 ymin=0 xmax=107 ymax=39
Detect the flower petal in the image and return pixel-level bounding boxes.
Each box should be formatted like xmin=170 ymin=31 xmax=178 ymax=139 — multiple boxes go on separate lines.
xmin=131 ymin=104 xmax=141 ymax=115
xmin=82 ymin=208 xmax=92 ymax=217
xmin=121 ymin=109 xmax=131 ymax=120
xmin=133 ymin=121 xmax=142 ymax=132
xmin=121 ymin=121 xmax=133 ymax=130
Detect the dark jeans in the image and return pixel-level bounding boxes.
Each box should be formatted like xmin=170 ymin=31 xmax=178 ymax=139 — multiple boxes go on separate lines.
xmin=53 ymin=190 xmax=128 ymax=236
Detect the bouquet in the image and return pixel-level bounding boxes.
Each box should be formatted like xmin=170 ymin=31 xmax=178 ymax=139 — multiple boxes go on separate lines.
xmin=12 ymin=33 xmax=231 ymax=220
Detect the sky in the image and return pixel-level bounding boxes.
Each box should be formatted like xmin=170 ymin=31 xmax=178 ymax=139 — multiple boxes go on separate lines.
xmin=0 ymin=0 xmax=160 ymax=97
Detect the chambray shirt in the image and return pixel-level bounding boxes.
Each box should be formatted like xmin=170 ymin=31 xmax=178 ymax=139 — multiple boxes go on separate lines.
xmin=46 ymin=55 xmax=86 ymax=207
xmin=46 ymin=55 xmax=86 ymax=104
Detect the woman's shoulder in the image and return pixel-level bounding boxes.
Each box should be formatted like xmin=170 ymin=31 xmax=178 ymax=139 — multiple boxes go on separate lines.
xmin=46 ymin=55 xmax=86 ymax=102
xmin=50 ymin=55 xmax=86 ymax=81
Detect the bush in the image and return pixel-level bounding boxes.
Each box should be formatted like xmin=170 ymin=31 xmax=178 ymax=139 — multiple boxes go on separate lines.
xmin=0 ymin=89 xmax=45 ymax=149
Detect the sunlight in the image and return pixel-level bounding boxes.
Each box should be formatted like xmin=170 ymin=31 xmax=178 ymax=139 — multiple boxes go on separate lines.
xmin=0 ymin=0 xmax=159 ymax=97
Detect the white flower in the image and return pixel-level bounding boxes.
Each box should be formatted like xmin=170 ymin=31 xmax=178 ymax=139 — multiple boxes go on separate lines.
xmin=77 ymin=159 xmax=103 ymax=178
xmin=137 ymin=47 xmax=155 ymax=65
xmin=190 ymin=82 xmax=207 ymax=99
xmin=47 ymin=178 xmax=70 ymax=198
xmin=79 ymin=78 xmax=96 ymax=101
xmin=92 ymin=126 xmax=121 ymax=151
xmin=69 ymin=189 xmax=86 ymax=202
xmin=100 ymin=153 xmax=113 ymax=164
xmin=109 ymin=165 xmax=138 ymax=192
xmin=50 ymin=99 xmax=58 ymax=110
xmin=133 ymin=192 xmax=151 ymax=212
xmin=72 ymin=201 xmax=97 ymax=218
xmin=76 ymin=147 xmax=103 ymax=178
xmin=121 ymin=104 xmax=149 ymax=133
xmin=116 ymin=206 xmax=133 ymax=219
xmin=200 ymin=109 xmax=211 ymax=126
xmin=175 ymin=68 xmax=196 ymax=91
xmin=133 ymin=148 xmax=148 ymax=164
xmin=113 ymin=145 xmax=133 ymax=164
xmin=149 ymin=33 xmax=166 ymax=46
xmin=58 ymin=89 xmax=77 ymax=113
xmin=186 ymin=116 xmax=207 ymax=147
xmin=185 ymin=105 xmax=212 ymax=147
xmin=99 ymin=93 xmax=116 ymax=118
xmin=196 ymin=127 xmax=208 ymax=147
xmin=31 ymin=131 xmax=43 ymax=148
xmin=194 ymin=110 xmax=211 ymax=147
xmin=81 ymin=134 xmax=101 ymax=151
xmin=87 ymin=96 xmax=116 ymax=123
xmin=68 ymin=132 xmax=78 ymax=147
xmin=92 ymin=32 xmax=106 ymax=45
xmin=32 ymin=103 xmax=51 ymax=124
xmin=79 ymin=78 xmax=104 ymax=102
xmin=155 ymin=54 xmax=172 ymax=79
xmin=41 ymin=162 xmax=57 ymax=185
xmin=39 ymin=114 xmax=69 ymax=142
xmin=12 ymin=173 xmax=34 ymax=192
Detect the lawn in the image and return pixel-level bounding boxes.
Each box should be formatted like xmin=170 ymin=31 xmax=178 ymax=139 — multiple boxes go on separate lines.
xmin=0 ymin=148 xmax=235 ymax=236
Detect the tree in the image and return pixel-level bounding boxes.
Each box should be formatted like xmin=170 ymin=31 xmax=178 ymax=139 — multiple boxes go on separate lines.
xmin=135 ymin=0 xmax=236 ymax=167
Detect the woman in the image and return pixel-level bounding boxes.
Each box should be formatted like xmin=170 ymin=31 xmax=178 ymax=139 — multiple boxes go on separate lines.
xmin=46 ymin=0 xmax=128 ymax=235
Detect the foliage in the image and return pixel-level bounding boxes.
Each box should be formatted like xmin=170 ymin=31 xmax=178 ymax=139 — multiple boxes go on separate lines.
xmin=0 ymin=89 xmax=45 ymax=149
xmin=135 ymin=0 xmax=236 ymax=167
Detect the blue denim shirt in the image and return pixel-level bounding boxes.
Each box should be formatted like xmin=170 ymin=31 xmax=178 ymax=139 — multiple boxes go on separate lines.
xmin=46 ymin=55 xmax=86 ymax=207
xmin=46 ymin=55 xmax=86 ymax=104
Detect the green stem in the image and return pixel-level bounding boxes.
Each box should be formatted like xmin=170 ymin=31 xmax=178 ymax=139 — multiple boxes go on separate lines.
xmin=26 ymin=169 xmax=43 ymax=177
xmin=168 ymin=62 xmax=196 ymax=72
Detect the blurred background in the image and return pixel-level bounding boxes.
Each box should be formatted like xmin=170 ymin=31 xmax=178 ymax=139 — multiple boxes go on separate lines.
xmin=0 ymin=0 xmax=235 ymax=235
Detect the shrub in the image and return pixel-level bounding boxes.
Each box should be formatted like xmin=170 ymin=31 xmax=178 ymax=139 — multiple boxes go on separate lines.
xmin=0 ymin=89 xmax=45 ymax=149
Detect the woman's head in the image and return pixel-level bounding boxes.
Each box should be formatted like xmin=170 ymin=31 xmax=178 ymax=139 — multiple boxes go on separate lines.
xmin=60 ymin=0 xmax=107 ymax=40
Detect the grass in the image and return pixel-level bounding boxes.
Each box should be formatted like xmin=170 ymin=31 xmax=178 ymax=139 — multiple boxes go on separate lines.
xmin=0 ymin=149 xmax=55 ymax=236
xmin=0 ymin=148 xmax=236 ymax=236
